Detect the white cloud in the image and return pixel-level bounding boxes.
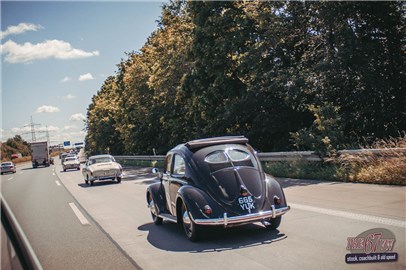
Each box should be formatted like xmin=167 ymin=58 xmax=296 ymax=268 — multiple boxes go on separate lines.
xmin=36 ymin=105 xmax=60 ymax=113
xmin=10 ymin=126 xmax=31 ymax=134
xmin=70 ymin=113 xmax=86 ymax=121
xmin=51 ymin=130 xmax=86 ymax=145
xmin=62 ymin=94 xmax=76 ymax=100
xmin=62 ymin=125 xmax=77 ymax=131
xmin=0 ymin=23 xmax=43 ymax=39
xmin=78 ymin=73 xmax=94 ymax=81
xmin=61 ymin=76 xmax=71 ymax=83
xmin=37 ymin=125 xmax=60 ymax=132
xmin=0 ymin=39 xmax=100 ymax=63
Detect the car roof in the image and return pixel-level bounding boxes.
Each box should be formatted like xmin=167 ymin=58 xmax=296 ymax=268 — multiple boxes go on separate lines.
xmin=1 ymin=162 xmax=13 ymax=165
xmin=184 ymin=136 xmax=248 ymax=150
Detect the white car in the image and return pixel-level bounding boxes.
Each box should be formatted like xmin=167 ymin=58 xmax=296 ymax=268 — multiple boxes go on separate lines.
xmin=62 ymin=157 xmax=81 ymax=171
xmin=1 ymin=162 xmax=16 ymax=174
xmin=82 ymin=155 xmax=123 ymax=186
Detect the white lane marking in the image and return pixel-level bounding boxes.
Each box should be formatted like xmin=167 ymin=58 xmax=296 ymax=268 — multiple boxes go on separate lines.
xmin=55 ymin=181 xmax=61 ymax=186
xmin=68 ymin=203 xmax=90 ymax=225
xmin=290 ymin=203 xmax=406 ymax=228
xmin=8 ymin=177 xmax=14 ymax=181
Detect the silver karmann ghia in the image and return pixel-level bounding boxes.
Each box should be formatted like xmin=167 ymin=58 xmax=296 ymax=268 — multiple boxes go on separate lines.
xmin=82 ymin=155 xmax=123 ymax=186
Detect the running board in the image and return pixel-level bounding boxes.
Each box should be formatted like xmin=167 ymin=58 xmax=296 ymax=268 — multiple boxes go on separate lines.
xmin=158 ymin=213 xmax=177 ymax=223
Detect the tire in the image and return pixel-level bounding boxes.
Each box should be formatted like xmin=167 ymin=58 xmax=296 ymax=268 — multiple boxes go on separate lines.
xmin=181 ymin=201 xmax=200 ymax=242
xmin=63 ymin=168 xmax=66 ymax=172
xmin=85 ymin=175 xmax=89 ymax=185
xmin=265 ymin=216 xmax=282 ymax=230
xmin=148 ymin=193 xmax=163 ymax=225
xmin=90 ymin=181 xmax=94 ymax=186
xmin=116 ymin=177 xmax=121 ymax=183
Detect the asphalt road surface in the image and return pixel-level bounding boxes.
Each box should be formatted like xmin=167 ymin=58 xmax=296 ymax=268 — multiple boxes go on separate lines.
xmin=2 ymin=159 xmax=405 ymax=270
xmin=1 ymin=162 xmax=137 ymax=270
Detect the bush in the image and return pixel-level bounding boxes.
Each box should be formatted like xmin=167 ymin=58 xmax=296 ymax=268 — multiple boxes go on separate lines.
xmin=336 ymin=135 xmax=406 ymax=185
xmin=263 ymin=160 xmax=340 ymax=181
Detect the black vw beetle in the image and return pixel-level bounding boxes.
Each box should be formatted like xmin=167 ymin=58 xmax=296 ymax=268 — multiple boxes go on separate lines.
xmin=147 ymin=136 xmax=290 ymax=241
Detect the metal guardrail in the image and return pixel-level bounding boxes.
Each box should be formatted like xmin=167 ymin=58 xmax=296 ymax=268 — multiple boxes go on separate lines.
xmin=115 ymin=155 xmax=165 ymax=161
xmin=257 ymin=151 xmax=322 ymax=161
xmin=114 ymin=148 xmax=406 ymax=163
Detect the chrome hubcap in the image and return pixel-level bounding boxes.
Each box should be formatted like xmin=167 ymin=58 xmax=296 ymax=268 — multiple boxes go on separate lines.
xmin=149 ymin=199 xmax=157 ymax=216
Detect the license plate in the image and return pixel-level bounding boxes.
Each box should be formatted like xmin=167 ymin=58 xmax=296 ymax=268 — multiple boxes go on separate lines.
xmin=238 ymin=196 xmax=255 ymax=213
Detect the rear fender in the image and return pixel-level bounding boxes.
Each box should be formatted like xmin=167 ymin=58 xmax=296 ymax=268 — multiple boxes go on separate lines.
xmin=265 ymin=174 xmax=288 ymax=208
xmin=146 ymin=182 xmax=166 ymax=215
xmin=176 ymin=186 xmax=223 ymax=222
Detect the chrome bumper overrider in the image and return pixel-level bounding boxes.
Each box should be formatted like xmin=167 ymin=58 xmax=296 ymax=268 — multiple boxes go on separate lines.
xmin=193 ymin=205 xmax=290 ymax=227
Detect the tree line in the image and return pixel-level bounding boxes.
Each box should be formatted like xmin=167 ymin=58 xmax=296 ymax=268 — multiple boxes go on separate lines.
xmin=1 ymin=135 xmax=31 ymax=161
xmin=85 ymin=1 xmax=405 ymax=156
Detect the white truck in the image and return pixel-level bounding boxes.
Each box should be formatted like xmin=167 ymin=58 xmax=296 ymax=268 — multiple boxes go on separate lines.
xmin=30 ymin=141 xmax=51 ymax=168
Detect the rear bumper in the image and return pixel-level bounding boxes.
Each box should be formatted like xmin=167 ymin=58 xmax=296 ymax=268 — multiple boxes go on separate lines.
xmin=91 ymin=173 xmax=123 ymax=181
xmin=192 ymin=205 xmax=290 ymax=227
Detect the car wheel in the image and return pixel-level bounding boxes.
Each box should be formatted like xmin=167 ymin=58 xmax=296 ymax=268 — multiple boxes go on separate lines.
xmin=148 ymin=194 xmax=163 ymax=225
xmin=63 ymin=168 xmax=66 ymax=172
xmin=90 ymin=181 xmax=94 ymax=186
xmin=85 ymin=175 xmax=89 ymax=185
xmin=265 ymin=216 xmax=282 ymax=230
xmin=181 ymin=201 xmax=200 ymax=242
xmin=116 ymin=177 xmax=121 ymax=183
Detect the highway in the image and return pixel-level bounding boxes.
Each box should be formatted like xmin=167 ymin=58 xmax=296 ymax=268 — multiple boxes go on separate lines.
xmin=1 ymin=159 xmax=405 ymax=270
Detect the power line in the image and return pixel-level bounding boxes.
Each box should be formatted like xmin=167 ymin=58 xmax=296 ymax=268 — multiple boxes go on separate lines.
xmin=22 ymin=116 xmax=41 ymax=142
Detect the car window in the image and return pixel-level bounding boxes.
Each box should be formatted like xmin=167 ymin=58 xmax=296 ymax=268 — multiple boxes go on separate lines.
xmin=205 ymin=148 xmax=255 ymax=170
xmin=93 ymin=157 xmax=113 ymax=164
xmin=172 ymin=155 xmax=185 ymax=176
xmin=165 ymin=154 xmax=172 ymax=174
xmin=227 ymin=149 xmax=250 ymax=162
xmin=204 ymin=151 xmax=229 ymax=163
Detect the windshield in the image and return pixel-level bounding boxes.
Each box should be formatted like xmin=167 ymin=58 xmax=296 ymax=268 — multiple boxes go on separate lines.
xmin=90 ymin=157 xmax=113 ymax=164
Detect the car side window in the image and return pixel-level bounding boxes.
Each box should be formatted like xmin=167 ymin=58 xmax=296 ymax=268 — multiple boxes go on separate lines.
xmin=165 ymin=154 xmax=172 ymax=174
xmin=172 ymin=155 xmax=185 ymax=176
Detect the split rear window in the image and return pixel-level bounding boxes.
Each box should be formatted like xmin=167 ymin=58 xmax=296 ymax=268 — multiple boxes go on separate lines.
xmin=204 ymin=149 xmax=256 ymax=171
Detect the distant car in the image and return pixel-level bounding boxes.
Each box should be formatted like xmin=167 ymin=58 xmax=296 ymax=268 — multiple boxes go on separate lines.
xmin=62 ymin=157 xmax=81 ymax=171
xmin=82 ymin=155 xmax=123 ymax=186
xmin=60 ymin=152 xmax=69 ymax=163
xmin=1 ymin=162 xmax=16 ymax=175
xmin=147 ymin=136 xmax=290 ymax=241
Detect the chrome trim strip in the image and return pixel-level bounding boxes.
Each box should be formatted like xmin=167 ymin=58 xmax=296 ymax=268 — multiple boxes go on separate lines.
xmin=193 ymin=206 xmax=290 ymax=227
xmin=271 ymin=205 xmax=276 ymax=219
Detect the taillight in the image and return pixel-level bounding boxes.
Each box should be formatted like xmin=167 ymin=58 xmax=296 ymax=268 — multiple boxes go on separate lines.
xmin=203 ymin=205 xmax=212 ymax=215
xmin=274 ymin=196 xmax=282 ymax=205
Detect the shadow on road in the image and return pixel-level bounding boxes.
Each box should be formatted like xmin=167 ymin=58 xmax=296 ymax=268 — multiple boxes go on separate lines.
xmin=276 ymin=177 xmax=342 ymax=189
xmin=21 ymin=167 xmax=48 ymax=171
xmin=138 ymin=222 xmax=287 ymax=253
xmin=77 ymin=180 xmax=120 ymax=188
xmin=122 ymin=166 xmax=159 ymax=185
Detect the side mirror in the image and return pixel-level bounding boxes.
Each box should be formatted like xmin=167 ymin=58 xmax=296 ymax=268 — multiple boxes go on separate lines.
xmin=152 ymin=168 xmax=163 ymax=179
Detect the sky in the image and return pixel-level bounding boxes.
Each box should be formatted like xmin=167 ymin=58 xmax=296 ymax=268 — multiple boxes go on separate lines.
xmin=1 ymin=0 xmax=165 ymax=146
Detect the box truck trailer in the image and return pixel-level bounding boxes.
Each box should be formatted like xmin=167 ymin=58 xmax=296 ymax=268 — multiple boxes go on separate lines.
xmin=30 ymin=141 xmax=50 ymax=168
